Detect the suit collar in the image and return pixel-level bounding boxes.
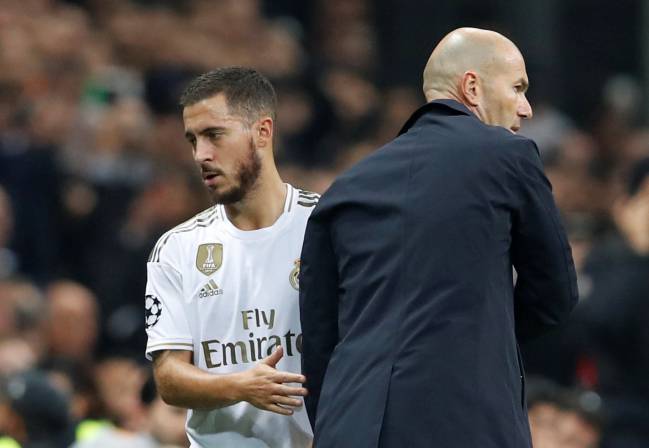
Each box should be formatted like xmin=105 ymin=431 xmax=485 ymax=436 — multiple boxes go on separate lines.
xmin=399 ymin=99 xmax=476 ymax=135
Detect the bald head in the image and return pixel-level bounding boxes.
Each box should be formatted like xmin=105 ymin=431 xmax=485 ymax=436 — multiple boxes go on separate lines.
xmin=424 ymin=28 xmax=520 ymax=100
xmin=48 ymin=281 xmax=98 ymax=314
xmin=423 ymin=28 xmax=532 ymax=132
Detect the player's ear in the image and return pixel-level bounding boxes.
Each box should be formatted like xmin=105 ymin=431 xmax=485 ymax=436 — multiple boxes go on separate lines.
xmin=460 ymin=71 xmax=480 ymax=107
xmin=255 ymin=117 xmax=274 ymax=149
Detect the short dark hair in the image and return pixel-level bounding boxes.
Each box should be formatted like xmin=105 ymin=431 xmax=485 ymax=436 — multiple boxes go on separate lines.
xmin=526 ymin=376 xmax=562 ymax=409
xmin=179 ymin=67 xmax=277 ymax=123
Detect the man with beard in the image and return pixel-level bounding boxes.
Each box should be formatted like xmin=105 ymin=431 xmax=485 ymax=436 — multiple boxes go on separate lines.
xmin=144 ymin=67 xmax=313 ymax=447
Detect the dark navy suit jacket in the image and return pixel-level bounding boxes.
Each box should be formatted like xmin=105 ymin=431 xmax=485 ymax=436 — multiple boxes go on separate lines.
xmin=299 ymin=100 xmax=578 ymax=448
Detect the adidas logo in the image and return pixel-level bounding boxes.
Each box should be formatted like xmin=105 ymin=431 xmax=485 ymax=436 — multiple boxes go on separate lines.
xmin=199 ymin=279 xmax=223 ymax=298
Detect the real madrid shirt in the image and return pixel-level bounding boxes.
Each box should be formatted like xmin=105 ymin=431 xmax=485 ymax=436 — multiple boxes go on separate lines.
xmin=144 ymin=184 xmax=318 ymax=448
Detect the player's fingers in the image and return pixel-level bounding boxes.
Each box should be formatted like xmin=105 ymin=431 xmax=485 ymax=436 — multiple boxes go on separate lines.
xmin=271 ymin=395 xmax=303 ymax=408
xmin=274 ymin=371 xmax=306 ymax=384
xmin=266 ymin=403 xmax=294 ymax=416
xmin=275 ymin=384 xmax=308 ymax=397
xmin=261 ymin=346 xmax=283 ymax=367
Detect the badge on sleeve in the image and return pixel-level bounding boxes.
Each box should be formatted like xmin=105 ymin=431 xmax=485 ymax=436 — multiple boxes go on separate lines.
xmin=145 ymin=295 xmax=162 ymax=329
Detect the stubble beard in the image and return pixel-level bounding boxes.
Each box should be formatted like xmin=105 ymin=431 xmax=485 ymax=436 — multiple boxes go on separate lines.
xmin=208 ymin=139 xmax=262 ymax=205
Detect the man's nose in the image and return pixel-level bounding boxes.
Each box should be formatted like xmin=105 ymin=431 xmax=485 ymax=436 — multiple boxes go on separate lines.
xmin=194 ymin=138 xmax=214 ymax=163
xmin=519 ymin=96 xmax=533 ymax=119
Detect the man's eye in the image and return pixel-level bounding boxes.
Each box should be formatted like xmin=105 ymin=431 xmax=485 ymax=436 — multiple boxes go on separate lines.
xmin=208 ymin=132 xmax=222 ymax=140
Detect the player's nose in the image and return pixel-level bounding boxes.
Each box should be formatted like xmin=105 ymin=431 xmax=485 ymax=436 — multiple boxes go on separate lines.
xmin=194 ymin=138 xmax=214 ymax=163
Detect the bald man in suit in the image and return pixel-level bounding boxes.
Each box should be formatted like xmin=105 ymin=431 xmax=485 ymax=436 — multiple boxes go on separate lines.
xmin=299 ymin=28 xmax=578 ymax=448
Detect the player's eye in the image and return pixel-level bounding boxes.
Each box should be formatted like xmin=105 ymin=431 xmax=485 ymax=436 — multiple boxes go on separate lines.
xmin=184 ymin=132 xmax=197 ymax=148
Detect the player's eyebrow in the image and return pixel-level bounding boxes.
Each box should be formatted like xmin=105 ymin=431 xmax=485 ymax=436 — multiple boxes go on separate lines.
xmin=200 ymin=126 xmax=228 ymax=135
xmin=184 ymin=126 xmax=227 ymax=141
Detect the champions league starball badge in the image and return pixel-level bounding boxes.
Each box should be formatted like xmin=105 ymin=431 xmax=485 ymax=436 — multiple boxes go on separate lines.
xmin=145 ymin=295 xmax=162 ymax=329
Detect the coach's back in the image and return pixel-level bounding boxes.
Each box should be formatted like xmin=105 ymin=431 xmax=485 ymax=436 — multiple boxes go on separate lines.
xmin=299 ymin=99 xmax=578 ymax=447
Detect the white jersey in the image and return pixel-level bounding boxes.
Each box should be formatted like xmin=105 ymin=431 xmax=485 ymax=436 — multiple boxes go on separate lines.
xmin=145 ymin=184 xmax=317 ymax=448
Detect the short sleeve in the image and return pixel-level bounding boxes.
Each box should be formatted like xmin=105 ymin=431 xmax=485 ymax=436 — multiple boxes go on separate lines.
xmin=144 ymin=236 xmax=193 ymax=360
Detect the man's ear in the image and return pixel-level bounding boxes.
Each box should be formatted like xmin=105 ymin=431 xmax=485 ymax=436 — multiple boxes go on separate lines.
xmin=255 ymin=117 xmax=274 ymax=149
xmin=460 ymin=71 xmax=480 ymax=107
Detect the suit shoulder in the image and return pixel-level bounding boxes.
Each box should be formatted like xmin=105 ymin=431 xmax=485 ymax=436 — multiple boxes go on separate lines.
xmin=148 ymin=205 xmax=221 ymax=263
xmin=493 ymin=126 xmax=538 ymax=151
xmin=481 ymin=126 xmax=541 ymax=166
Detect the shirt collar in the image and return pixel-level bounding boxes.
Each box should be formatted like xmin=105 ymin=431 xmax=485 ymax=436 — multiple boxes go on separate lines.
xmin=398 ymin=99 xmax=476 ymax=135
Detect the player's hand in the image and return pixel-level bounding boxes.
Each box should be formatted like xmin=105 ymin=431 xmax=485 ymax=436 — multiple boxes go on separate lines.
xmin=235 ymin=346 xmax=308 ymax=415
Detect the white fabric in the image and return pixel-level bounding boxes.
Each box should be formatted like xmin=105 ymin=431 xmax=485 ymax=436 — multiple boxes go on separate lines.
xmin=145 ymin=184 xmax=316 ymax=448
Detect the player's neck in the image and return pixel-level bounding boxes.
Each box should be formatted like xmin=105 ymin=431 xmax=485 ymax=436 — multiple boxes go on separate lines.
xmin=223 ymin=166 xmax=287 ymax=231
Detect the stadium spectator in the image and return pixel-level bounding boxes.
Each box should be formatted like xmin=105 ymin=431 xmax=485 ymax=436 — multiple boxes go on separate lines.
xmin=527 ymin=377 xmax=604 ymax=448
xmin=0 ymin=187 xmax=18 ymax=280
xmin=577 ymin=157 xmax=649 ymax=447
xmin=42 ymin=357 xmax=102 ymax=436
xmin=139 ymin=373 xmax=188 ymax=448
xmin=93 ymin=357 xmax=148 ymax=434
xmin=527 ymin=377 xmax=565 ymax=448
xmin=71 ymin=369 xmax=187 ymax=448
xmin=45 ymin=281 xmax=99 ymax=364
xmin=556 ymin=389 xmax=603 ymax=448
xmin=0 ymin=369 xmax=75 ymax=448
xmin=0 ymin=280 xmax=48 ymax=371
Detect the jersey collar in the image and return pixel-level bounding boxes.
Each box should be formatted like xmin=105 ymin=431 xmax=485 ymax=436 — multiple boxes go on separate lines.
xmin=218 ymin=184 xmax=294 ymax=240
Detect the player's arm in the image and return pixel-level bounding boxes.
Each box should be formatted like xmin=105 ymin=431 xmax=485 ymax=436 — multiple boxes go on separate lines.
xmin=509 ymin=138 xmax=579 ymax=341
xmin=146 ymin=235 xmax=307 ymax=415
xmin=152 ymin=346 xmax=307 ymax=414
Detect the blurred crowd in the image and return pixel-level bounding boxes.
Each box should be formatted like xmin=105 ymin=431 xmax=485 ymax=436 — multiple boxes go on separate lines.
xmin=0 ymin=0 xmax=647 ymax=447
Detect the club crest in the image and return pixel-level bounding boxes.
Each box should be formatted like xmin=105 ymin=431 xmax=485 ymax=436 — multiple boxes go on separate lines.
xmin=290 ymin=259 xmax=300 ymax=291
xmin=196 ymin=243 xmax=223 ymax=276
